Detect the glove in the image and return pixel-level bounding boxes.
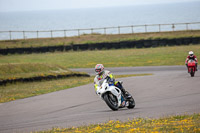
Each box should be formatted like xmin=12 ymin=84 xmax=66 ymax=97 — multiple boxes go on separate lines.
xmin=95 ymin=86 xmax=102 ymax=95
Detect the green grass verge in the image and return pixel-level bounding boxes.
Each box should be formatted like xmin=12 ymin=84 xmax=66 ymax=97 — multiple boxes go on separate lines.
xmin=0 ymin=30 xmax=200 ymax=49
xmin=36 ymin=113 xmax=200 ymax=133
xmin=0 ymin=74 xmax=151 ymax=103
xmin=0 ymin=63 xmax=74 ymax=80
xmin=0 ymin=45 xmax=199 ymax=68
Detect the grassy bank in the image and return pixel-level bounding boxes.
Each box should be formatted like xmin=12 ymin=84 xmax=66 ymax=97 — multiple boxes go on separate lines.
xmin=0 ymin=30 xmax=200 ymax=49
xmin=0 ymin=63 xmax=90 ymax=86
xmin=0 ymin=45 xmax=199 ymax=68
xmin=37 ymin=113 xmax=200 ymax=133
xmin=0 ymin=63 xmax=74 ymax=80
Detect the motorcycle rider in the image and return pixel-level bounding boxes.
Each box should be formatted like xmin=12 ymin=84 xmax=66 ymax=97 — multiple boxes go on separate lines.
xmin=94 ymin=64 xmax=131 ymax=99
xmin=185 ymin=51 xmax=198 ymax=71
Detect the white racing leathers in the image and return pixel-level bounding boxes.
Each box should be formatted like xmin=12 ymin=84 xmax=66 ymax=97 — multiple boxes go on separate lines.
xmin=94 ymin=70 xmax=114 ymax=92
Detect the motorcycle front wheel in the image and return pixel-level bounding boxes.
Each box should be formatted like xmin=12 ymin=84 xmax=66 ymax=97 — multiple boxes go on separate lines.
xmin=103 ymin=92 xmax=119 ymax=111
xmin=190 ymin=68 xmax=195 ymax=77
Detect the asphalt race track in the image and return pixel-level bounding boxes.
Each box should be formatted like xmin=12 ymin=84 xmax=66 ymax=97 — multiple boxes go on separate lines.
xmin=0 ymin=66 xmax=200 ymax=133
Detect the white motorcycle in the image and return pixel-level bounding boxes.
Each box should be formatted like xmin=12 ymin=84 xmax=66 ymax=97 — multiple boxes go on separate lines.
xmin=96 ymin=77 xmax=135 ymax=111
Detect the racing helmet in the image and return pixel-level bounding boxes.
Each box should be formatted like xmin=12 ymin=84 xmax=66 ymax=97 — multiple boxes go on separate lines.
xmin=95 ymin=64 xmax=104 ymax=75
xmin=189 ymin=51 xmax=194 ymax=57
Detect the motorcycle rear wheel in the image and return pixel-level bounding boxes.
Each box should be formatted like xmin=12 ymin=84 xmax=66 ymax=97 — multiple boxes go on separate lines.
xmin=104 ymin=92 xmax=119 ymax=111
xmin=124 ymin=91 xmax=135 ymax=109
xmin=127 ymin=97 xmax=135 ymax=109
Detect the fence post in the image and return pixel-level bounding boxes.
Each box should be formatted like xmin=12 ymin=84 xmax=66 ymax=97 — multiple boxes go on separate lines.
xmin=91 ymin=28 xmax=93 ymax=34
xmin=118 ymin=26 xmax=120 ymax=34
xmin=78 ymin=29 xmax=80 ymax=36
xmin=159 ymin=24 xmax=161 ymax=32
xmin=172 ymin=24 xmax=175 ymax=31
xmin=104 ymin=28 xmax=106 ymax=35
xmin=37 ymin=31 xmax=39 ymax=39
xmin=9 ymin=31 xmax=12 ymax=40
xmin=131 ymin=26 xmax=134 ymax=34
xmin=23 ymin=31 xmax=25 ymax=39
xmin=51 ymin=30 xmax=53 ymax=38
xmin=64 ymin=30 xmax=66 ymax=38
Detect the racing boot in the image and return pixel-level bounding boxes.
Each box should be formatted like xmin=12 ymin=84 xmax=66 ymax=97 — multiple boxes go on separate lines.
xmin=120 ymin=86 xmax=132 ymax=99
xmin=124 ymin=91 xmax=132 ymax=99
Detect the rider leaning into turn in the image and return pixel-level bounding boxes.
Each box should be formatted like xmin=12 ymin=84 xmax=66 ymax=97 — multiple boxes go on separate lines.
xmin=94 ymin=64 xmax=131 ymax=99
xmin=185 ymin=51 xmax=198 ymax=71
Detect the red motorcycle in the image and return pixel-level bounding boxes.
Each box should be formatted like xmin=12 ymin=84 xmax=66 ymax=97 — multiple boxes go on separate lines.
xmin=187 ymin=59 xmax=196 ymax=77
